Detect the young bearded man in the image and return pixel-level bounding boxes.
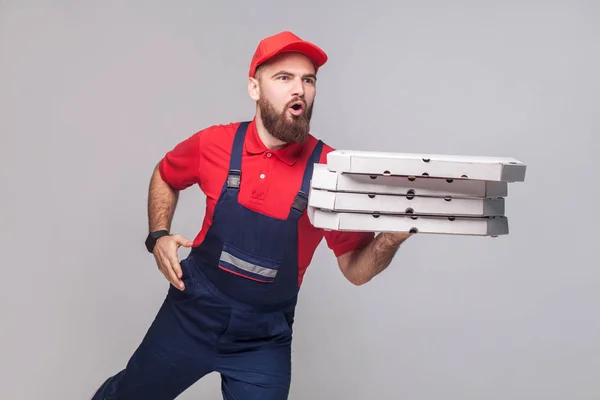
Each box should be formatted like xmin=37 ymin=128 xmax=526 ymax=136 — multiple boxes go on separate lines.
xmin=92 ymin=30 xmax=411 ymax=400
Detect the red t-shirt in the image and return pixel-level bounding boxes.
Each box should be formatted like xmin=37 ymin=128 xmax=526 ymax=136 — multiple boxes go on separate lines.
xmin=158 ymin=118 xmax=374 ymax=285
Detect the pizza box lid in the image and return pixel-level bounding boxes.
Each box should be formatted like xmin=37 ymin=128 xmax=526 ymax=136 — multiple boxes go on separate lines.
xmin=326 ymin=150 xmax=526 ymax=182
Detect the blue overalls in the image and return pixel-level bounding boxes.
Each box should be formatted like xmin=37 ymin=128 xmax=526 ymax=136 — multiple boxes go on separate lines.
xmin=92 ymin=121 xmax=324 ymax=400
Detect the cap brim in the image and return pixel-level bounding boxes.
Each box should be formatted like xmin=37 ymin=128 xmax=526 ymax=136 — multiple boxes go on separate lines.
xmin=256 ymin=40 xmax=328 ymax=74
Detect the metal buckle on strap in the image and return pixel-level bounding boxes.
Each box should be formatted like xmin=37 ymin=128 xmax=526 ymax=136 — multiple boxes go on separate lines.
xmin=227 ymin=170 xmax=241 ymax=188
xmin=292 ymin=191 xmax=308 ymax=212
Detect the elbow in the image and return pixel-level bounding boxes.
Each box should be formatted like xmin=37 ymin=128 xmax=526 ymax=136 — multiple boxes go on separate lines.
xmin=345 ymin=272 xmax=372 ymax=286
xmin=349 ymin=279 xmax=365 ymax=286
xmin=339 ymin=254 xmax=370 ymax=286
xmin=338 ymin=250 xmax=373 ymax=286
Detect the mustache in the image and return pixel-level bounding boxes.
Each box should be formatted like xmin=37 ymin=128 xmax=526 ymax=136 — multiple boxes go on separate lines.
xmin=286 ymin=97 xmax=307 ymax=108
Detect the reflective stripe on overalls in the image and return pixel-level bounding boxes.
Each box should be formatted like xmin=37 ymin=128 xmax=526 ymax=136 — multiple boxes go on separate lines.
xmin=92 ymin=121 xmax=324 ymax=400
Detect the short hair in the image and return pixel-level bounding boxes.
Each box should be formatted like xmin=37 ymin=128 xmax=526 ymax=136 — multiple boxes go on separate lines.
xmin=254 ymin=63 xmax=266 ymax=80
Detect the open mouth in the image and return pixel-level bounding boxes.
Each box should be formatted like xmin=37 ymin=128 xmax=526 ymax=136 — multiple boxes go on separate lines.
xmin=289 ymin=102 xmax=304 ymax=116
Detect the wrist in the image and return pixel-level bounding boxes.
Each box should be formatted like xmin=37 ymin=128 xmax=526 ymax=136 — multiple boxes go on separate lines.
xmin=145 ymin=229 xmax=170 ymax=253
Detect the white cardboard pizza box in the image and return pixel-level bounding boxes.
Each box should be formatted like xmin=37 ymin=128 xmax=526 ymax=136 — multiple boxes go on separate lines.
xmin=311 ymin=163 xmax=507 ymax=198
xmin=326 ymin=150 xmax=527 ymax=182
xmin=308 ymin=186 xmax=505 ymax=217
xmin=307 ymin=207 xmax=509 ymax=236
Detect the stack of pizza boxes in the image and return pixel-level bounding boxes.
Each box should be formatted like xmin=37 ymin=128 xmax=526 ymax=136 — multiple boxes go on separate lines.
xmin=307 ymin=150 xmax=527 ymax=237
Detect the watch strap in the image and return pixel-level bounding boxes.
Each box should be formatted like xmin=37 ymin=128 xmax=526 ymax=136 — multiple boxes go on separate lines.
xmin=145 ymin=230 xmax=170 ymax=253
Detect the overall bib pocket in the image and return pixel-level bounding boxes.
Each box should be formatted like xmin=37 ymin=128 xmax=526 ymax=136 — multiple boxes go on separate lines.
xmin=218 ymin=242 xmax=281 ymax=283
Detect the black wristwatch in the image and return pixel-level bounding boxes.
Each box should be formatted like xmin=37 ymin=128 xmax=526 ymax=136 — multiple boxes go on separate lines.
xmin=145 ymin=230 xmax=170 ymax=253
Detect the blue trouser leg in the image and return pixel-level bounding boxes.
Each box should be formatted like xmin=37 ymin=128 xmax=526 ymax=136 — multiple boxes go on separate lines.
xmin=92 ymin=264 xmax=232 ymax=400
xmin=92 ymin=260 xmax=296 ymax=400
xmin=92 ymin=299 xmax=216 ymax=399
xmin=215 ymin=308 xmax=294 ymax=400
xmin=218 ymin=342 xmax=292 ymax=400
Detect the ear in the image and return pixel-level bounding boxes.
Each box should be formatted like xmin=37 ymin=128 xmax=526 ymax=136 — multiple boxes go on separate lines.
xmin=248 ymin=77 xmax=260 ymax=101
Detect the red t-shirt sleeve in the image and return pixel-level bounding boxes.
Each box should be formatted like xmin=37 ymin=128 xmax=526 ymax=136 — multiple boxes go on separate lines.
xmin=317 ymin=142 xmax=375 ymax=257
xmin=158 ymin=131 xmax=202 ymax=190
xmin=323 ymin=229 xmax=374 ymax=257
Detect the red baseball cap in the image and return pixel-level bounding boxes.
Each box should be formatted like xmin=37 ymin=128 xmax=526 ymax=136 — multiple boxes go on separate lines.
xmin=249 ymin=31 xmax=328 ymax=78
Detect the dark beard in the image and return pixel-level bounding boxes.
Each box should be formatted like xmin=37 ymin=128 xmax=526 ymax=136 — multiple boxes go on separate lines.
xmin=258 ymin=95 xmax=313 ymax=144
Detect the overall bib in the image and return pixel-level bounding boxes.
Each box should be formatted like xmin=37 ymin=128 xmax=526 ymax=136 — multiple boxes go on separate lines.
xmin=93 ymin=121 xmax=324 ymax=400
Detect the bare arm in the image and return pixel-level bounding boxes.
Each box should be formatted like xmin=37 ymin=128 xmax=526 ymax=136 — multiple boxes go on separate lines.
xmin=147 ymin=163 xmax=193 ymax=290
xmin=148 ymin=163 xmax=179 ymax=232
xmin=336 ymin=232 xmax=411 ymax=286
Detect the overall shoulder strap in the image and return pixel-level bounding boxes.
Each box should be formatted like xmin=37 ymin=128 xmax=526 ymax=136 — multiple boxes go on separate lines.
xmin=291 ymin=140 xmax=324 ymax=214
xmin=226 ymin=121 xmax=250 ymax=189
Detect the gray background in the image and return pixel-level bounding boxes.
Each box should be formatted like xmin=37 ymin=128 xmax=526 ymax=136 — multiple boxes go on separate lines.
xmin=1 ymin=1 xmax=599 ymax=399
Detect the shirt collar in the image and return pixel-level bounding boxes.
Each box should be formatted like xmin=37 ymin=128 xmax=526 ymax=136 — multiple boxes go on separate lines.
xmin=244 ymin=118 xmax=305 ymax=166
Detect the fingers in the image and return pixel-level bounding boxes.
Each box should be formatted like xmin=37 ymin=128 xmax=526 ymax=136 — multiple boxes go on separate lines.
xmin=167 ymin=234 xmax=190 ymax=282
xmin=152 ymin=233 xmax=193 ymax=290
xmin=171 ymin=233 xmax=193 ymax=248
xmin=168 ymin=251 xmax=183 ymax=281
xmin=153 ymin=238 xmax=185 ymax=290
xmin=156 ymin=254 xmax=183 ymax=290
xmin=165 ymin=255 xmax=184 ymax=289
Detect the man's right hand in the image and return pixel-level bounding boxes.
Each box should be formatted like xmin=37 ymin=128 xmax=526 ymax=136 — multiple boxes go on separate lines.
xmin=152 ymin=234 xmax=193 ymax=291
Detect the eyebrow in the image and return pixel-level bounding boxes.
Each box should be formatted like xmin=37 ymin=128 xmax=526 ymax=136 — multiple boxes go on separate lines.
xmin=271 ymin=70 xmax=317 ymax=81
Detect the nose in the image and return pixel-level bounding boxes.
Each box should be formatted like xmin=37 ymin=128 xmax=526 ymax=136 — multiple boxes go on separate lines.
xmin=290 ymin=76 xmax=305 ymax=97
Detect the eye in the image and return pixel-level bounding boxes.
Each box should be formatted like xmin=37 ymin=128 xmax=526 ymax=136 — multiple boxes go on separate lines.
xmin=304 ymin=78 xmax=315 ymax=84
